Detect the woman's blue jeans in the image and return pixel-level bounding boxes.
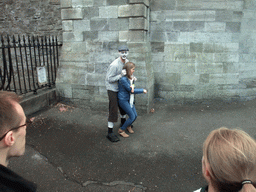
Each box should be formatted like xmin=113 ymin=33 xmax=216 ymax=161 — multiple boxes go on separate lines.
xmin=118 ymin=100 xmax=137 ymax=131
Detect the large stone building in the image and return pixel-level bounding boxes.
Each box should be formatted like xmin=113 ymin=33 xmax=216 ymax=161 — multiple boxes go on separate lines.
xmin=1 ymin=0 xmax=256 ymax=113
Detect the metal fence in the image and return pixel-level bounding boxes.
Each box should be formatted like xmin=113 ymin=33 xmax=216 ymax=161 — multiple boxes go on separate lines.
xmin=0 ymin=35 xmax=62 ymax=95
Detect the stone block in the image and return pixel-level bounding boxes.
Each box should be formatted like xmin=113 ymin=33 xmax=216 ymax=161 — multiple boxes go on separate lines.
xmin=57 ymin=84 xmax=72 ymax=98
xmin=151 ymin=0 xmax=176 ymax=11
xmin=178 ymin=1 xmax=243 ymax=11
xmin=194 ymin=53 xmax=214 ymax=63
xmin=205 ymin=22 xmax=226 ymax=32
xmin=198 ymin=33 xmax=233 ymax=43
xmin=83 ymin=31 xmax=98 ymax=40
xmin=129 ymin=18 xmax=148 ymax=30
xmin=166 ymin=32 xmax=179 ymax=42
xmin=150 ymin=32 xmax=166 ymax=42
xmin=164 ymin=43 xmax=191 ymax=62
xmin=127 ymin=42 xmax=150 ymax=52
xmin=74 ymin=20 xmax=90 ymax=31
xmin=109 ymin=18 xmax=129 ymax=31
xmin=61 ymin=0 xmax=72 ymax=8
xmin=244 ymin=0 xmax=256 ymax=10
xmin=189 ymin=21 xmax=205 ymax=31
xmin=57 ymin=66 xmax=87 ymax=84
xmin=173 ymin=21 xmax=189 ymax=32
xmin=99 ymin=86 xmax=108 ymax=95
xmin=152 ymin=61 xmax=165 ymax=72
xmin=199 ymin=74 xmax=210 ymax=84
xmin=241 ymin=19 xmax=256 ymax=32
xmin=50 ymin=0 xmax=60 ymax=5
xmin=89 ymin=52 xmax=116 ymax=63
xmin=118 ymin=4 xmax=147 ymax=18
xmin=165 ymin=73 xmax=181 ymax=85
xmin=197 ymin=63 xmax=223 ymax=74
xmin=226 ymin=22 xmax=241 ymax=33
xmin=60 ymin=52 xmax=90 ymax=62
xmin=119 ymin=31 xmax=129 ymax=42
xmin=107 ymin=0 xmax=127 ymax=5
xmin=152 ymin=53 xmax=165 ymax=61
xmin=150 ymin=11 xmax=166 ymax=22
xmin=95 ymin=63 xmax=109 ymax=73
xmin=239 ymin=54 xmax=256 ymax=63
xmin=203 ymin=43 xmax=215 ymax=53
xmin=209 ymin=74 xmax=239 ymax=85
xmin=90 ymin=19 xmax=108 ymax=31
xmin=98 ymin=31 xmax=119 ymax=41
xmin=129 ymin=0 xmax=149 ymax=7
xmin=165 ymin=62 xmax=195 ymax=74
xmin=151 ymin=42 xmax=164 ymax=53
xmin=193 ymin=11 xmax=215 ymax=21
xmin=63 ymin=32 xmax=83 ymax=42
xmin=72 ymin=0 xmax=93 ymax=7
xmin=190 ymin=43 xmax=203 ymax=53
xmin=223 ymin=62 xmax=239 ymax=73
xmin=73 ymin=43 xmax=88 ymax=53
xmin=62 ymin=20 xmax=73 ymax=31
xmin=84 ymin=7 xmax=99 ymax=19
xmin=86 ymin=41 xmax=103 ymax=52
xmin=72 ymin=88 xmax=90 ymax=99
xmin=125 ymin=31 xmax=146 ymax=42
xmin=87 ymin=73 xmax=105 ymax=86
xmin=167 ymin=11 xmax=215 ymax=22
xmin=173 ymin=21 xmax=205 ymax=32
xmin=150 ymin=21 xmax=167 ymax=32
xmin=181 ymin=74 xmax=199 ymax=85
xmin=215 ymin=43 xmax=239 ymax=53
xmin=215 ymin=10 xmax=233 ymax=22
xmin=215 ymin=53 xmax=239 ymax=63
xmin=61 ymin=8 xmax=83 ymax=20
xmin=118 ymin=5 xmax=132 ymax=18
xmin=99 ymin=6 xmax=118 ymax=18
xmin=94 ymin=0 xmax=107 ymax=6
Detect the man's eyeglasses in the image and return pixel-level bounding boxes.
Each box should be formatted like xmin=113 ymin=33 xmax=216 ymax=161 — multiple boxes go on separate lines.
xmin=0 ymin=118 xmax=32 ymax=141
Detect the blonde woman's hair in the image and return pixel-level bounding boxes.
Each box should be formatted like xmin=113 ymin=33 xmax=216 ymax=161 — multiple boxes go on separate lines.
xmin=123 ymin=62 xmax=135 ymax=79
xmin=203 ymin=127 xmax=256 ymax=192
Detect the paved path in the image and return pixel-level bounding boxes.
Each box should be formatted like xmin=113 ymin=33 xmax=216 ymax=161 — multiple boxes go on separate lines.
xmin=9 ymin=99 xmax=256 ymax=192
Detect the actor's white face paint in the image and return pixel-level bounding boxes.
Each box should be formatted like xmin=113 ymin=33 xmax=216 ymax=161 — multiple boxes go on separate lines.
xmin=119 ymin=51 xmax=129 ymax=60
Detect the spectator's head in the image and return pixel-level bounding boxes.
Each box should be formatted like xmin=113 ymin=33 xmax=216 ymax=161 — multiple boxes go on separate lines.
xmin=202 ymin=127 xmax=256 ymax=192
xmin=0 ymin=91 xmax=28 ymax=166
xmin=123 ymin=62 xmax=135 ymax=79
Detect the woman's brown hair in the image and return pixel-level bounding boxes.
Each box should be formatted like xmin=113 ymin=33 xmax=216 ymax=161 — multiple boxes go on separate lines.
xmin=123 ymin=62 xmax=135 ymax=79
xmin=203 ymin=127 xmax=256 ymax=192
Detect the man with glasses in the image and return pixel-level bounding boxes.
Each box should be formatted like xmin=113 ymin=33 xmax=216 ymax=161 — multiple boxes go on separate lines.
xmin=0 ymin=91 xmax=37 ymax=191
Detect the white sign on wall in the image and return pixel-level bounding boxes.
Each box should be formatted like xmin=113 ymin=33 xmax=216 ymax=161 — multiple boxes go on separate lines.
xmin=36 ymin=66 xmax=47 ymax=85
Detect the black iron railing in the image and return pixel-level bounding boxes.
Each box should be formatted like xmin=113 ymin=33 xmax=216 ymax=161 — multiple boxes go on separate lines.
xmin=0 ymin=35 xmax=62 ymax=95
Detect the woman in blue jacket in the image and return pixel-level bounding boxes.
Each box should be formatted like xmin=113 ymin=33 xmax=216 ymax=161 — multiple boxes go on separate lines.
xmin=118 ymin=62 xmax=147 ymax=138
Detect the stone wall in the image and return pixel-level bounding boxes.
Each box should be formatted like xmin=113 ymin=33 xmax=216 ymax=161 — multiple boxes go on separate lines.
xmin=57 ymin=0 xmax=154 ymax=113
xmin=56 ymin=0 xmax=256 ymax=112
xmin=151 ymin=0 xmax=256 ymax=104
xmin=3 ymin=0 xmax=256 ymax=110
xmin=0 ymin=0 xmax=62 ymax=39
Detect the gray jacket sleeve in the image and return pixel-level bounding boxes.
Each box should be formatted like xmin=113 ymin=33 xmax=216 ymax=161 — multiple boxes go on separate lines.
xmin=106 ymin=64 xmax=122 ymax=83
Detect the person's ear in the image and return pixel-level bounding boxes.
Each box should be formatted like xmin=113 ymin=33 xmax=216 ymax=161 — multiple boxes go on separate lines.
xmin=4 ymin=131 xmax=15 ymax=147
xmin=202 ymin=157 xmax=211 ymax=182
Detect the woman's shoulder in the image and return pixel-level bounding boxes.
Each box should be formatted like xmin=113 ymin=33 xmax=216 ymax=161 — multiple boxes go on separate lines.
xmin=120 ymin=76 xmax=128 ymax=81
